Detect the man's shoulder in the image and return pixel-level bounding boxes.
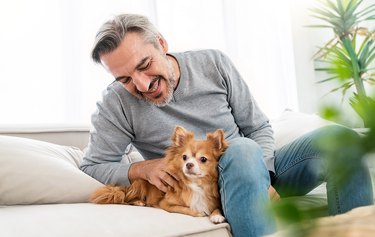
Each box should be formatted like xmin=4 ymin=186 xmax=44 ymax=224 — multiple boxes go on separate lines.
xmin=172 ymin=49 xmax=228 ymax=68
xmin=175 ymin=49 xmax=225 ymax=59
xmin=100 ymin=81 xmax=134 ymax=104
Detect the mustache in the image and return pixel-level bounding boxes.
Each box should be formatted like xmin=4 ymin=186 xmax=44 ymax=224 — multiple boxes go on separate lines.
xmin=149 ymin=77 xmax=161 ymax=90
xmin=136 ymin=76 xmax=162 ymax=96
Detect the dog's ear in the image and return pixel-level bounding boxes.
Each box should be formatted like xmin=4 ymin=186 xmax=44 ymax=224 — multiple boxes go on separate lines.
xmin=207 ymin=129 xmax=228 ymax=151
xmin=172 ymin=126 xmax=193 ymax=146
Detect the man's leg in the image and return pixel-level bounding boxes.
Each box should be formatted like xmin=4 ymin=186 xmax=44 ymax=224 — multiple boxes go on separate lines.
xmin=218 ymin=137 xmax=276 ymax=237
xmin=273 ymin=125 xmax=373 ymax=215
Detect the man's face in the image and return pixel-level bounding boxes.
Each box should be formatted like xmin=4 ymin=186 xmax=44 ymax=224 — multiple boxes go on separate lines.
xmin=100 ymin=32 xmax=179 ymax=106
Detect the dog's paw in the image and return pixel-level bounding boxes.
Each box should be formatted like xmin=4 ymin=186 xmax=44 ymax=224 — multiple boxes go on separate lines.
xmin=132 ymin=200 xmax=146 ymax=206
xmin=209 ymin=214 xmax=225 ymax=224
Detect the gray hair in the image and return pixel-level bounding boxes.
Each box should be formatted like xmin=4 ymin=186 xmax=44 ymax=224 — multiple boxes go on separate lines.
xmin=91 ymin=14 xmax=159 ymax=63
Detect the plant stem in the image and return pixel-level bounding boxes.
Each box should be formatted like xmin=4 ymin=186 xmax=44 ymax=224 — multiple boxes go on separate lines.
xmin=341 ymin=37 xmax=367 ymax=99
xmin=341 ymin=36 xmax=371 ymax=126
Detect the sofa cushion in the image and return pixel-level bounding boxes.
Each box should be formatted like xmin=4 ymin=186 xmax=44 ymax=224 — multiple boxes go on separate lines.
xmin=271 ymin=110 xmax=333 ymax=149
xmin=0 ymin=135 xmax=103 ymax=205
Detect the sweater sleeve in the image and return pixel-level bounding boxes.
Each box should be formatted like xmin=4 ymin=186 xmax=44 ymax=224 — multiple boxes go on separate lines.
xmin=218 ymin=51 xmax=276 ymax=172
xmin=80 ymin=85 xmax=135 ymax=186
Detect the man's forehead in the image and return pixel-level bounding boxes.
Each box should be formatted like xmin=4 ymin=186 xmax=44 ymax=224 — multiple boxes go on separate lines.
xmin=100 ymin=36 xmax=152 ymax=76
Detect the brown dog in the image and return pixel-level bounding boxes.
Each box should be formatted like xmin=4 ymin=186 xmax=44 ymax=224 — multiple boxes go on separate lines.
xmin=90 ymin=126 xmax=228 ymax=223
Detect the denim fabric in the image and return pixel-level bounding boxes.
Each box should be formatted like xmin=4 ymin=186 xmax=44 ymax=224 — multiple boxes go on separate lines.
xmin=218 ymin=137 xmax=276 ymax=237
xmin=219 ymin=125 xmax=373 ymax=237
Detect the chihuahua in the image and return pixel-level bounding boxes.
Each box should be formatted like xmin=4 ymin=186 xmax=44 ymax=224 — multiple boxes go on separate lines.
xmin=90 ymin=126 xmax=228 ymax=224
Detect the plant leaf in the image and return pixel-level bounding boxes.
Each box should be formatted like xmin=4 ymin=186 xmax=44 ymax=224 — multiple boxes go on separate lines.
xmin=356 ymin=3 xmax=375 ymax=18
xmin=317 ymin=76 xmax=341 ymax=83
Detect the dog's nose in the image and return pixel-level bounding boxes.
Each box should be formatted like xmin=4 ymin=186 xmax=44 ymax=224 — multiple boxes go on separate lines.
xmin=186 ymin=163 xmax=194 ymax=170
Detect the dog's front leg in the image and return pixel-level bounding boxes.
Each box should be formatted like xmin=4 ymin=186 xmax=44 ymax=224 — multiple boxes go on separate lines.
xmin=209 ymin=208 xmax=225 ymax=224
xmin=159 ymin=200 xmax=205 ymax=217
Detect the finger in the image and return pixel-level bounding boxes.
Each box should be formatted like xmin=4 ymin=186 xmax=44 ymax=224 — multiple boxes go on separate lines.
xmin=161 ymin=172 xmax=177 ymax=189
xmin=268 ymin=186 xmax=279 ymax=200
xmin=157 ymin=180 xmax=168 ymax=193
xmin=167 ymin=171 xmax=179 ymax=181
xmin=271 ymin=192 xmax=280 ymax=201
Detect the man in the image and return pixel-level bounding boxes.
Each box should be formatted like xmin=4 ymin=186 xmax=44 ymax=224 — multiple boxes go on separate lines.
xmin=81 ymin=14 xmax=373 ymax=237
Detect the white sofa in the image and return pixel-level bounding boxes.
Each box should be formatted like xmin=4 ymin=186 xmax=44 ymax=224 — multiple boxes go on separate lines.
xmin=0 ymin=111 xmax=373 ymax=237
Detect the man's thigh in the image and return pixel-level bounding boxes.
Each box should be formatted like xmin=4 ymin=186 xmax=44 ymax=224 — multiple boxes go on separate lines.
xmin=273 ymin=128 xmax=326 ymax=197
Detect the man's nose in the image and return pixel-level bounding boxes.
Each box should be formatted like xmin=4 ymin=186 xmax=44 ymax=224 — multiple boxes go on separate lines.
xmin=132 ymin=72 xmax=152 ymax=92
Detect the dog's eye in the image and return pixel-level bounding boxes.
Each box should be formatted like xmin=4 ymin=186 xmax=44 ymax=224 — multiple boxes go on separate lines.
xmin=182 ymin=155 xmax=187 ymax=161
xmin=200 ymin=157 xmax=207 ymax=163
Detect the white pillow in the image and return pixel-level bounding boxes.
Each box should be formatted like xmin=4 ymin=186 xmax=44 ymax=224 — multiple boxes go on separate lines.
xmin=0 ymin=135 xmax=103 ymax=205
xmin=271 ymin=110 xmax=333 ymax=149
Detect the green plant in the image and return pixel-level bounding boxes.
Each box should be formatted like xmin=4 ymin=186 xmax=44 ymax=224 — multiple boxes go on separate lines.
xmin=310 ymin=0 xmax=375 ymax=126
xmin=268 ymin=3 xmax=375 ymax=234
xmin=270 ymin=95 xmax=375 ymax=236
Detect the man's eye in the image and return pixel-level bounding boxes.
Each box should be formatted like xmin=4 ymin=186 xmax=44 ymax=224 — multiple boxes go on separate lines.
xmin=139 ymin=61 xmax=151 ymax=71
xmin=118 ymin=77 xmax=131 ymax=84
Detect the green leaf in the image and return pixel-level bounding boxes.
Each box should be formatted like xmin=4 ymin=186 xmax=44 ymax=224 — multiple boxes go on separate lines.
xmin=337 ymin=0 xmax=346 ymax=15
xmin=357 ymin=32 xmax=372 ymax=56
xmin=343 ymin=0 xmax=361 ymax=21
xmin=317 ymin=76 xmax=340 ymax=83
xmin=362 ymin=16 xmax=375 ymax=21
xmin=306 ymin=25 xmax=334 ymax=28
xmin=310 ymin=7 xmax=337 ymax=18
xmin=325 ymin=0 xmax=341 ymax=15
xmin=357 ymin=3 xmax=375 ymax=18
xmin=359 ymin=40 xmax=373 ymax=68
xmin=365 ymin=43 xmax=375 ymax=65
xmin=320 ymin=105 xmax=341 ymax=120
xmin=312 ymin=38 xmax=339 ymax=59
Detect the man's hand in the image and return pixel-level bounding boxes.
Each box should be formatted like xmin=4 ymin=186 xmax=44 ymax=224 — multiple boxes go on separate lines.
xmin=128 ymin=158 xmax=177 ymax=193
xmin=268 ymin=185 xmax=280 ymax=201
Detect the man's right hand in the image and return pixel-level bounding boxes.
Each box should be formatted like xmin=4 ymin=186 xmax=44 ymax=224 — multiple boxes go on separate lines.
xmin=268 ymin=185 xmax=280 ymax=201
xmin=128 ymin=158 xmax=178 ymax=193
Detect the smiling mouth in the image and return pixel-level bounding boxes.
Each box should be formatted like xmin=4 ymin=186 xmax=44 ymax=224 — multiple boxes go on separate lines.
xmin=148 ymin=78 xmax=160 ymax=93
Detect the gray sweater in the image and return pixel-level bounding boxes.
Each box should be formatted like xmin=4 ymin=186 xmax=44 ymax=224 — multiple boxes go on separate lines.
xmin=80 ymin=49 xmax=275 ymax=186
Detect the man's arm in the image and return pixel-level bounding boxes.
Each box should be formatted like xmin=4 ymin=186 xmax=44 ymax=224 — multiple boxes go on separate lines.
xmin=216 ymin=51 xmax=279 ymax=198
xmin=80 ymin=86 xmax=135 ymax=186
xmin=217 ymin=51 xmax=276 ymax=173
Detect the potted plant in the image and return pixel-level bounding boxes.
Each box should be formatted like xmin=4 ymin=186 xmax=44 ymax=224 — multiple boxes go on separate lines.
xmin=310 ymin=0 xmax=375 ymax=127
xmin=269 ymin=1 xmax=375 ymax=235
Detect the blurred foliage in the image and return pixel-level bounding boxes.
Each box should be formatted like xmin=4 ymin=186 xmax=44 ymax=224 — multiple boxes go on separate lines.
xmin=269 ymin=1 xmax=375 ymax=235
xmin=270 ymin=95 xmax=375 ymax=236
xmin=310 ymin=0 xmax=375 ymax=127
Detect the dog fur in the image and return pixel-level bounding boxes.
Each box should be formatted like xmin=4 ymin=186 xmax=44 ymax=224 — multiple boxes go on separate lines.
xmin=90 ymin=126 xmax=228 ymax=223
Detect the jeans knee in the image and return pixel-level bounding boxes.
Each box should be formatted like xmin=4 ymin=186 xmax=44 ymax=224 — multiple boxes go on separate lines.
xmin=219 ymin=137 xmax=269 ymax=181
xmin=311 ymin=125 xmax=360 ymax=146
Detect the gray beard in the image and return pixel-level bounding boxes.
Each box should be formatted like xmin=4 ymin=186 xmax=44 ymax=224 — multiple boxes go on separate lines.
xmin=143 ymin=75 xmax=176 ymax=107
xmin=139 ymin=54 xmax=177 ymax=107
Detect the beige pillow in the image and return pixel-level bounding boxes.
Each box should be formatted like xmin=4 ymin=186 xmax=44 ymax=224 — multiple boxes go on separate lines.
xmin=0 ymin=135 xmax=103 ymax=205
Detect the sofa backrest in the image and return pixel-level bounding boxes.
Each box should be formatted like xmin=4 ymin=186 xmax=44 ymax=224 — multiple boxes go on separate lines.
xmin=0 ymin=125 xmax=90 ymax=150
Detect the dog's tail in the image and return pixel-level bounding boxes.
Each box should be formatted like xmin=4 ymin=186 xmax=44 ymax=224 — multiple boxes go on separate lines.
xmin=90 ymin=180 xmax=161 ymax=206
xmin=89 ymin=185 xmax=130 ymax=204
xmin=89 ymin=180 xmax=149 ymax=205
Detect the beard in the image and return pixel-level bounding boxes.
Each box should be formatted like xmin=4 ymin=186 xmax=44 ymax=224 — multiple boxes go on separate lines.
xmin=141 ymin=74 xmax=176 ymax=107
xmin=137 ymin=57 xmax=177 ymax=107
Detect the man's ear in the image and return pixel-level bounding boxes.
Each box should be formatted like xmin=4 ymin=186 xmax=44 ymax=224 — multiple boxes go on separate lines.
xmin=172 ymin=126 xmax=193 ymax=147
xmin=207 ymin=129 xmax=228 ymax=151
xmin=157 ymin=34 xmax=168 ymax=53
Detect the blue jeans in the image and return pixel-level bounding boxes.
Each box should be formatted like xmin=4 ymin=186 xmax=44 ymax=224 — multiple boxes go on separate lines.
xmin=218 ymin=125 xmax=373 ymax=237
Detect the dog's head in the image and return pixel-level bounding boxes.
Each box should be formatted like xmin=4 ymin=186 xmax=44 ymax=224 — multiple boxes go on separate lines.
xmin=166 ymin=126 xmax=228 ymax=180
